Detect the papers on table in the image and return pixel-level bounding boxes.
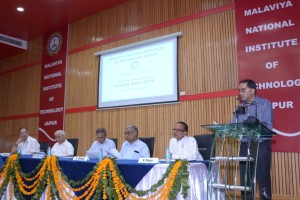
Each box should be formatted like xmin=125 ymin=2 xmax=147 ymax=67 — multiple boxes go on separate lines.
xmin=107 ymin=148 xmax=122 ymax=159
xmin=86 ymin=150 xmax=99 ymax=159
xmin=86 ymin=148 xmax=122 ymax=159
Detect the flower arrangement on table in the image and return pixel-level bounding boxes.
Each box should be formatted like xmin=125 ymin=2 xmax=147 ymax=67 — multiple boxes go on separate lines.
xmin=0 ymin=154 xmax=190 ymax=200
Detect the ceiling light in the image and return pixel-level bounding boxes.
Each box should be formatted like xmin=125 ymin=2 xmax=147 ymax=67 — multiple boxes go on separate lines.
xmin=17 ymin=7 xmax=24 ymax=12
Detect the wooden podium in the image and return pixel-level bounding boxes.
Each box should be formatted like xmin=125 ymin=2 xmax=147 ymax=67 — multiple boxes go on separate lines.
xmin=201 ymin=122 xmax=275 ymax=200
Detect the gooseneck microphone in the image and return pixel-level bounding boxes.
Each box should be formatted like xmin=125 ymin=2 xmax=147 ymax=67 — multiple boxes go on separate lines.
xmin=233 ymin=96 xmax=246 ymax=123
xmin=243 ymin=101 xmax=260 ymax=128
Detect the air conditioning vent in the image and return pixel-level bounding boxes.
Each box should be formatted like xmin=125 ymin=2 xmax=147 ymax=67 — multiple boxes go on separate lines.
xmin=0 ymin=33 xmax=27 ymax=49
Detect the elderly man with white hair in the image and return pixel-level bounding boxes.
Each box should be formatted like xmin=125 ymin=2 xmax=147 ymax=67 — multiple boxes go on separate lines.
xmin=51 ymin=130 xmax=74 ymax=157
xmin=119 ymin=125 xmax=150 ymax=159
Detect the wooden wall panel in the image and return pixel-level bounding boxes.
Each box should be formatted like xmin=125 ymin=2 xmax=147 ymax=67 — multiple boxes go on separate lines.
xmin=271 ymin=152 xmax=300 ymax=196
xmin=68 ymin=0 xmax=234 ymax=50
xmin=66 ymin=51 xmax=99 ymax=107
xmin=0 ymin=0 xmax=299 ymax=198
xmin=0 ymin=65 xmax=41 ymax=117
xmin=0 ymin=36 xmax=42 ymax=117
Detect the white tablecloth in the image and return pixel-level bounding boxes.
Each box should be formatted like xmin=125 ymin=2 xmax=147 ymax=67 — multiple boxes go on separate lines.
xmin=134 ymin=162 xmax=225 ymax=200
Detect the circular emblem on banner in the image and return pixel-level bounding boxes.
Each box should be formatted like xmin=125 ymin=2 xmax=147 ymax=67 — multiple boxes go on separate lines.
xmin=47 ymin=32 xmax=62 ymax=56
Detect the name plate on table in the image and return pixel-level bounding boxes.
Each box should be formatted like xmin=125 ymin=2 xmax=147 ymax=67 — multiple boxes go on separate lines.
xmin=32 ymin=154 xmax=45 ymax=158
xmin=138 ymin=157 xmax=159 ymax=163
xmin=0 ymin=153 xmax=11 ymax=157
xmin=73 ymin=156 xmax=89 ymax=161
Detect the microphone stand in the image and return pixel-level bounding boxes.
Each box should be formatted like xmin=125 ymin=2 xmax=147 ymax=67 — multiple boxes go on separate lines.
xmin=245 ymin=100 xmax=259 ymax=197
xmin=234 ymin=101 xmax=253 ymax=196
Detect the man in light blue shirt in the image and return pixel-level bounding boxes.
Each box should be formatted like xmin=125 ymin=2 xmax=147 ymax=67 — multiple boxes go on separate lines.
xmin=232 ymin=79 xmax=273 ymax=200
xmin=87 ymin=128 xmax=116 ymax=157
xmin=231 ymin=91 xmax=273 ymax=131
xmin=120 ymin=125 xmax=150 ymax=159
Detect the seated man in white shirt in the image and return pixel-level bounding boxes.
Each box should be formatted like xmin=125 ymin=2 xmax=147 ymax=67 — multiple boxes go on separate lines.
xmin=119 ymin=125 xmax=150 ymax=159
xmin=51 ymin=130 xmax=74 ymax=157
xmin=86 ymin=128 xmax=116 ymax=158
xmin=169 ymin=121 xmax=203 ymax=160
xmin=11 ymin=127 xmax=40 ymax=154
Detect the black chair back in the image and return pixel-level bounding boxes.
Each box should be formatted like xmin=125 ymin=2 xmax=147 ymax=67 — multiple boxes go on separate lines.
xmin=67 ymin=138 xmax=79 ymax=156
xmin=194 ymin=134 xmax=215 ymax=160
xmin=109 ymin=138 xmax=118 ymax=149
xmin=139 ymin=137 xmax=155 ymax=157
xmin=38 ymin=141 xmax=50 ymax=153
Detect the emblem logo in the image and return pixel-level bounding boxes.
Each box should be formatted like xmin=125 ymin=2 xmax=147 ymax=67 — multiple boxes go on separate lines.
xmin=47 ymin=32 xmax=62 ymax=56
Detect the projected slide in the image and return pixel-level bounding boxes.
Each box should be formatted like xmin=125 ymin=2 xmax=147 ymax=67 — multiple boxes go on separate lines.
xmin=96 ymin=33 xmax=180 ymax=109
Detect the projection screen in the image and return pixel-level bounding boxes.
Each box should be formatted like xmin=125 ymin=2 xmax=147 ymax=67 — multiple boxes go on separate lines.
xmin=95 ymin=32 xmax=182 ymax=109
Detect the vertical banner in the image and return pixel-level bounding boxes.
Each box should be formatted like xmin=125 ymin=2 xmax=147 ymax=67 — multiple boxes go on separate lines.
xmin=235 ymin=0 xmax=300 ymax=152
xmin=38 ymin=25 xmax=68 ymax=144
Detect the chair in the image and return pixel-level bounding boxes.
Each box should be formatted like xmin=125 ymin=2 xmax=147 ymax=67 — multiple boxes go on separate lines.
xmin=38 ymin=141 xmax=50 ymax=153
xmin=194 ymin=134 xmax=215 ymax=160
xmin=109 ymin=138 xmax=118 ymax=149
xmin=67 ymin=138 xmax=79 ymax=156
xmin=139 ymin=137 xmax=155 ymax=157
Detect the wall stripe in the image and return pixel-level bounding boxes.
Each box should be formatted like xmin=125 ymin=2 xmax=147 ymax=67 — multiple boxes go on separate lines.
xmin=180 ymin=89 xmax=237 ymax=101
xmin=0 ymin=60 xmax=42 ymax=76
xmin=65 ymin=106 xmax=97 ymax=114
xmin=0 ymin=113 xmax=39 ymax=121
xmin=0 ymin=90 xmax=237 ymax=121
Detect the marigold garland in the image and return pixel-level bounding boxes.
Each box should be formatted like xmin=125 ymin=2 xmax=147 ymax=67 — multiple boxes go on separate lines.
xmin=9 ymin=176 xmax=13 ymax=199
xmin=0 ymin=154 xmax=190 ymax=200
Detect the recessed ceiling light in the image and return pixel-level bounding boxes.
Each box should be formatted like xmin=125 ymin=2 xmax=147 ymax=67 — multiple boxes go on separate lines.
xmin=17 ymin=7 xmax=24 ymax=12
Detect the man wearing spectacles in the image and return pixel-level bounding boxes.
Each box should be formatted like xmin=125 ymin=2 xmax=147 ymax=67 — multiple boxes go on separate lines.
xmin=86 ymin=128 xmax=116 ymax=157
xmin=232 ymin=79 xmax=273 ymax=200
xmin=169 ymin=121 xmax=203 ymax=160
xmin=120 ymin=125 xmax=150 ymax=159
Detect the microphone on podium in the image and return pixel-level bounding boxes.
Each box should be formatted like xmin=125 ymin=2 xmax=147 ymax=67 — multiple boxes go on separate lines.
xmin=243 ymin=101 xmax=259 ymax=127
xmin=233 ymin=96 xmax=245 ymax=123
xmin=234 ymin=106 xmax=246 ymax=115
xmin=234 ymin=96 xmax=246 ymax=115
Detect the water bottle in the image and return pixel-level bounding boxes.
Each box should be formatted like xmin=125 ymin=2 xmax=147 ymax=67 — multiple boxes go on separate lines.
xmin=165 ymin=147 xmax=171 ymax=163
xmin=47 ymin=147 xmax=51 ymax=156
xmin=98 ymin=148 xmax=103 ymax=161
xmin=17 ymin=145 xmax=22 ymax=154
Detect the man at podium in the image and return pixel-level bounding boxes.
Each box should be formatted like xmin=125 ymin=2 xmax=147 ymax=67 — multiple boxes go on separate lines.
xmin=231 ymin=79 xmax=273 ymax=200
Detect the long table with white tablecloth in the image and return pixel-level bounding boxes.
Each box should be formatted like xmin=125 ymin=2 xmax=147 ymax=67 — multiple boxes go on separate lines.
xmin=0 ymin=154 xmax=224 ymax=199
